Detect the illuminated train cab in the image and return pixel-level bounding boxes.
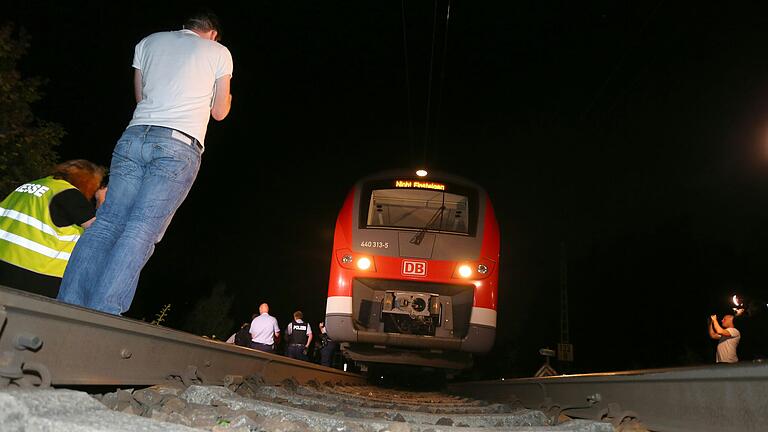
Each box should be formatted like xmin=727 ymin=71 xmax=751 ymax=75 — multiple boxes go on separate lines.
xmin=325 ymin=170 xmax=500 ymax=370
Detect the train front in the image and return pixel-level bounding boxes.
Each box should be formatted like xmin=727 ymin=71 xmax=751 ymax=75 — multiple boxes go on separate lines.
xmin=325 ymin=171 xmax=500 ymax=370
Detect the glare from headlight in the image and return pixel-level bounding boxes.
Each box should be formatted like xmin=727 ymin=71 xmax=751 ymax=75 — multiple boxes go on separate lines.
xmin=458 ymin=264 xmax=472 ymax=278
xmin=357 ymin=257 xmax=372 ymax=270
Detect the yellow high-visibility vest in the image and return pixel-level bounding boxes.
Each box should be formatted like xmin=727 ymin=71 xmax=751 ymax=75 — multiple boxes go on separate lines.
xmin=0 ymin=177 xmax=85 ymax=277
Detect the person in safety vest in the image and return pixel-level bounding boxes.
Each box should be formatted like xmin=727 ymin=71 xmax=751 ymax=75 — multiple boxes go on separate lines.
xmin=0 ymin=160 xmax=107 ymax=298
xmin=284 ymin=310 xmax=313 ymax=361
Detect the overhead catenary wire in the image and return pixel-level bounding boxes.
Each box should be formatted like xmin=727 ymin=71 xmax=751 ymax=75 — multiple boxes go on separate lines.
xmin=400 ymin=0 xmax=417 ymax=166
xmin=431 ymin=0 xmax=451 ymax=165
xmin=401 ymin=0 xmax=452 ymax=170
xmin=580 ymin=0 xmax=667 ymax=120
xmin=422 ymin=0 xmax=441 ymax=167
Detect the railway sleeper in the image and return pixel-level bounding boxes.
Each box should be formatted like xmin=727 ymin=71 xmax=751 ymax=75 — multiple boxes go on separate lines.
xmin=538 ymin=394 xmax=645 ymax=431
xmin=598 ymin=403 xmax=642 ymax=430
xmin=168 ymin=364 xmax=208 ymax=387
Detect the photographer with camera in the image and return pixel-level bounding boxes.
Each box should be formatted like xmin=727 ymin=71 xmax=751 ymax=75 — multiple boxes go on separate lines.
xmin=709 ymin=313 xmax=741 ymax=363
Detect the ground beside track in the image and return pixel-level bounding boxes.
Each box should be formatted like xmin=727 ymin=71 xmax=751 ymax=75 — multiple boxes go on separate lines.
xmin=1 ymin=377 xmax=626 ymax=432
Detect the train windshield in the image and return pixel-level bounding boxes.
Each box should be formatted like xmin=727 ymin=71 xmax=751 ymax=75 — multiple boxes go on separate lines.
xmin=366 ymin=188 xmax=470 ymax=234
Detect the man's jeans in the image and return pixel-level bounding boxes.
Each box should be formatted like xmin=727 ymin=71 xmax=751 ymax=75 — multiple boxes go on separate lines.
xmin=58 ymin=125 xmax=201 ymax=315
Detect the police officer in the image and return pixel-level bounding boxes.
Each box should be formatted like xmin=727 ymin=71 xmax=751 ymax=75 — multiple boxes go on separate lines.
xmin=285 ymin=310 xmax=313 ymax=361
xmin=317 ymin=321 xmax=339 ymax=367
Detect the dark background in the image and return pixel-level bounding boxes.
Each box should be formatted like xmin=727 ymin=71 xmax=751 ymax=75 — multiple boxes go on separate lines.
xmin=5 ymin=1 xmax=768 ymax=377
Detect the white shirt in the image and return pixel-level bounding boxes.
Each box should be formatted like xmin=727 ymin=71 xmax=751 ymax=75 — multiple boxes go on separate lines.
xmin=129 ymin=29 xmax=233 ymax=145
xmin=716 ymin=327 xmax=740 ymax=363
xmin=249 ymin=313 xmax=280 ymax=345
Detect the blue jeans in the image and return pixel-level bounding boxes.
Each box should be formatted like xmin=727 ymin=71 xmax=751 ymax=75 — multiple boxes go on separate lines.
xmin=58 ymin=125 xmax=201 ymax=314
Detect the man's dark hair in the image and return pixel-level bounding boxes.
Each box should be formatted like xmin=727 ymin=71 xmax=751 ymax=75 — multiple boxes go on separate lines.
xmin=184 ymin=10 xmax=222 ymax=37
xmin=720 ymin=312 xmax=739 ymax=326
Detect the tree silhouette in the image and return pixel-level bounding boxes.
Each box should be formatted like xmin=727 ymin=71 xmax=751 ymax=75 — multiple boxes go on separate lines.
xmin=0 ymin=23 xmax=64 ymax=194
xmin=182 ymin=282 xmax=235 ymax=340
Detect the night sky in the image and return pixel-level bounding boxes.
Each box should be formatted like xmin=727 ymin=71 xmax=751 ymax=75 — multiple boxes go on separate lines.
xmin=5 ymin=1 xmax=768 ymax=377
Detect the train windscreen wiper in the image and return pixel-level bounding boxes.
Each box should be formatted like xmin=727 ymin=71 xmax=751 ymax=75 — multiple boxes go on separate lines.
xmin=409 ymin=204 xmax=446 ymax=246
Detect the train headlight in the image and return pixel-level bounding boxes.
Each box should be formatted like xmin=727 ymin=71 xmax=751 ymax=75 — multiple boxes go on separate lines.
xmin=357 ymin=257 xmax=372 ymax=270
xmin=458 ymin=264 xmax=473 ymax=278
xmin=336 ymin=249 xmax=376 ymax=271
xmin=453 ymin=258 xmax=495 ymax=280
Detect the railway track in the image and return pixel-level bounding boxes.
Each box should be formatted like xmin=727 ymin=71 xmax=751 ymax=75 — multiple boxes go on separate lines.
xmin=449 ymin=363 xmax=768 ymax=432
xmin=0 ymin=286 xmax=363 ymax=387
xmin=1 ymin=286 xmax=766 ymax=431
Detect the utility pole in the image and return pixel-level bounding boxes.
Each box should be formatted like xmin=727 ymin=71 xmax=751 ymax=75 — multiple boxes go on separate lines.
xmin=558 ymin=242 xmax=573 ymax=370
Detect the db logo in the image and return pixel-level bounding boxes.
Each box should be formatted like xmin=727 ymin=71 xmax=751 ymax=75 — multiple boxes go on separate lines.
xmin=402 ymin=260 xmax=427 ymax=277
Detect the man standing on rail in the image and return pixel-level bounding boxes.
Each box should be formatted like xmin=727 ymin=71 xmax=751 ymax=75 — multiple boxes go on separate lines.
xmin=56 ymin=10 xmax=233 ymax=315
xmin=284 ymin=311 xmax=313 ymax=361
xmin=709 ymin=313 xmax=740 ymax=363
xmin=249 ymin=303 xmax=280 ymax=353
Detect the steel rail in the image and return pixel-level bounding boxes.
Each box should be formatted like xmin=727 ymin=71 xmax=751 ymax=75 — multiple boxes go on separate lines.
xmin=447 ymin=363 xmax=768 ymax=432
xmin=0 ymin=287 xmax=365 ymax=387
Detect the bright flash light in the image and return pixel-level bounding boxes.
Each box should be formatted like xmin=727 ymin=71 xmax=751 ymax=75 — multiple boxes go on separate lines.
xmin=458 ymin=264 xmax=472 ymax=278
xmin=732 ymin=295 xmax=742 ymax=306
xmin=416 ymin=169 xmax=428 ymax=177
xmin=357 ymin=257 xmax=372 ymax=270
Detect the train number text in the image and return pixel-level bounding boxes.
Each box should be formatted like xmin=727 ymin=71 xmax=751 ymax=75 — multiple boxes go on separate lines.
xmin=360 ymin=241 xmax=389 ymax=249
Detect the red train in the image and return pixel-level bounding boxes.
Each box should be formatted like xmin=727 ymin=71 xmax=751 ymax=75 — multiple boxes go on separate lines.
xmin=324 ymin=170 xmax=500 ymax=370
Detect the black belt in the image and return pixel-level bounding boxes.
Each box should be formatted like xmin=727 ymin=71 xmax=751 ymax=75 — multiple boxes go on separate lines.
xmin=290 ymin=344 xmax=305 ymax=347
